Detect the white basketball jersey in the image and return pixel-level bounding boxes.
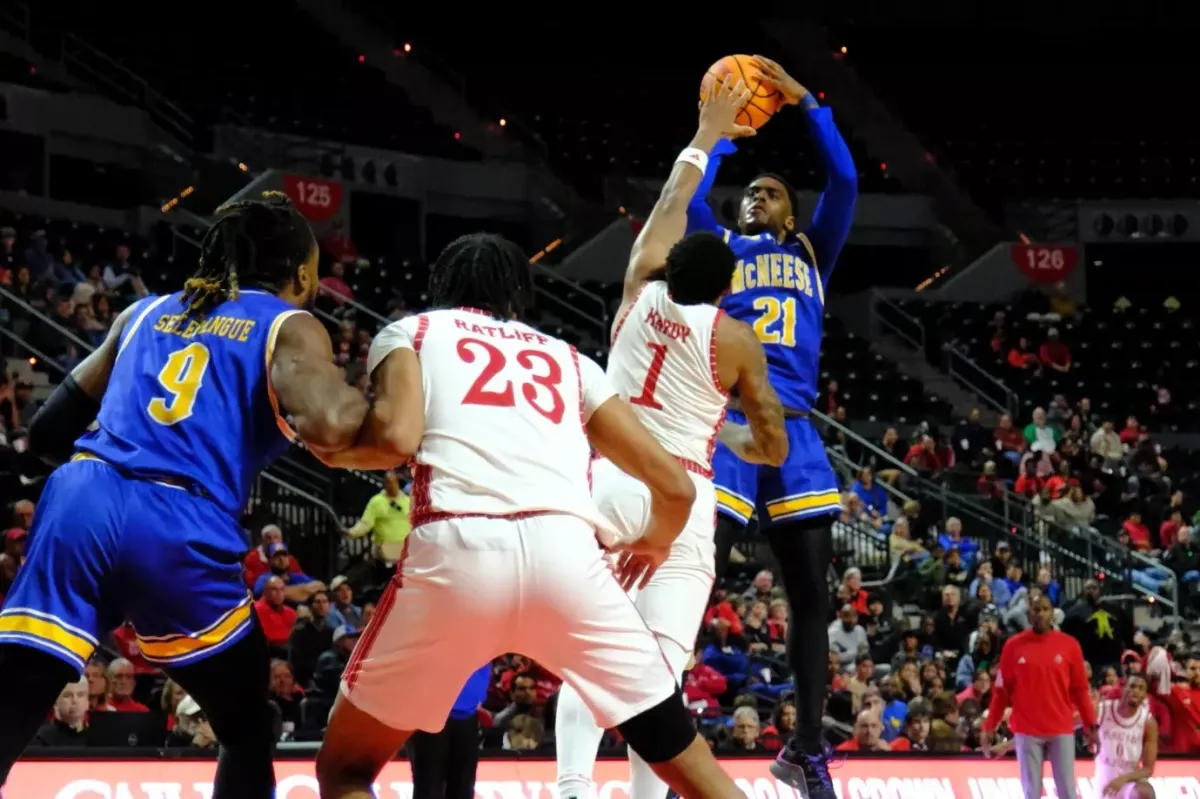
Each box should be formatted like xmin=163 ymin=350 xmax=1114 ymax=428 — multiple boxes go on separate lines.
xmin=368 ymin=308 xmax=617 ymax=538
xmin=1095 ymin=699 xmax=1149 ymax=778
xmin=607 ymin=282 xmax=728 ymax=474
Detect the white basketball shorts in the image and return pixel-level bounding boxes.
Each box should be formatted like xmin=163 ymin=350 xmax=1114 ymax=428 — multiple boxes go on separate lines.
xmin=593 ymin=458 xmax=717 ymax=673
xmin=339 ymin=512 xmax=678 ymax=733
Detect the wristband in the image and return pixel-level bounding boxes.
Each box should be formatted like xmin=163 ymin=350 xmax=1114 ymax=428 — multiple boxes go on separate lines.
xmin=676 ymin=147 xmax=709 ymax=175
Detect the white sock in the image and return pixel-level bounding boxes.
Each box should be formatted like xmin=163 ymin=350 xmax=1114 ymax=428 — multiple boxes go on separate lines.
xmin=555 ymin=680 xmax=606 ymax=799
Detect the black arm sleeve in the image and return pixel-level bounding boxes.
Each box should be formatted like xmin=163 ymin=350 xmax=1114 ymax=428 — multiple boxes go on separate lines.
xmin=27 ymin=375 xmax=101 ymax=465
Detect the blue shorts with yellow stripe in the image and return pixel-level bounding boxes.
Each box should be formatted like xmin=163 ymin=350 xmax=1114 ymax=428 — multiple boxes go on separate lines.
xmin=0 ymin=458 xmax=255 ymax=673
xmin=713 ymin=411 xmax=842 ymax=527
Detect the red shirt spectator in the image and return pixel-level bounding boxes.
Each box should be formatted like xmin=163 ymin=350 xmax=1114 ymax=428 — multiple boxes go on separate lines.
xmin=1157 ymin=657 xmax=1200 ymax=754
xmin=104 ymin=659 xmax=149 ymax=713
xmin=321 ymin=220 xmax=358 ymax=263
xmin=977 ymin=474 xmax=1004 ymax=499
xmin=1123 ymin=515 xmax=1152 ymax=551
xmin=243 ymin=524 xmax=304 ymax=589
xmin=703 ymin=600 xmax=744 ymax=637
xmin=1014 ymin=473 xmax=1043 ymax=498
xmin=684 ymin=661 xmax=727 ymax=708
xmin=253 ymin=578 xmax=298 ymax=648
xmin=318 ymin=262 xmax=354 ymax=305
xmin=904 ymin=438 xmax=943 ymax=473
xmin=1159 ymin=515 xmax=1184 ymax=550
xmin=1038 ymin=330 xmax=1072 ymax=370
xmin=110 ymin=623 xmax=158 ymax=675
xmin=985 ymin=625 xmax=1096 ymax=738
xmin=1118 ymin=418 xmax=1142 ymax=446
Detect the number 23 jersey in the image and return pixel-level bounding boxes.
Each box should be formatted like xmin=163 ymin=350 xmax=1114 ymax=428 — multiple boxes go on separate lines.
xmin=75 ymin=290 xmax=302 ymax=517
xmin=367 ymin=308 xmax=618 ymax=535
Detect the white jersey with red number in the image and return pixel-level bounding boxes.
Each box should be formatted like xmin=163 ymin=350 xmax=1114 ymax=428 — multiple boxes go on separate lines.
xmin=1094 ymin=699 xmax=1149 ymax=792
xmin=608 ymin=281 xmax=728 ymax=475
xmin=367 ymin=308 xmax=617 ymax=537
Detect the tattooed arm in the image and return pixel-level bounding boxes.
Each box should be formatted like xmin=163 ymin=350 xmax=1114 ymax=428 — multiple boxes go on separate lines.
xmin=714 ymin=315 xmax=788 ymax=466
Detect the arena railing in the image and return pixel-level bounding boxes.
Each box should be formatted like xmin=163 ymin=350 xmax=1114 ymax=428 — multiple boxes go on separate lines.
xmin=871 ymin=289 xmax=925 ymax=351
xmin=942 ymin=346 xmax=1020 ymax=418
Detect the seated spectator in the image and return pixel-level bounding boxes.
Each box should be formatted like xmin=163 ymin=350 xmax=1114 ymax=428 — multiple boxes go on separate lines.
xmin=288 ymin=590 xmax=343 ymax=687
xmin=742 ymin=569 xmax=774 ymax=604
xmin=1024 ymin=407 xmax=1062 ymax=454
xmin=1007 ymin=336 xmax=1041 ymax=371
xmin=269 ymin=659 xmax=304 ymax=729
xmin=1014 ymin=458 xmax=1044 ymax=499
xmin=842 ymin=567 xmax=869 ymax=615
xmin=243 ymin=524 xmax=305 ymax=590
xmin=904 ymin=434 xmax=944 ymax=477
xmin=503 ymin=714 xmax=545 ymax=751
xmin=835 ymin=709 xmax=891 ymax=752
xmin=889 ymin=517 xmax=929 ymax=564
xmin=254 ymin=575 xmax=299 ymax=654
xmin=29 ymin=676 xmax=89 ymax=746
xmin=0 ymin=527 xmax=25 ymax=598
xmin=105 ymin=658 xmax=148 ymax=712
xmin=166 ymin=695 xmax=216 ymax=749
xmin=1090 ymin=421 xmax=1124 ymax=471
xmin=110 ymin=621 xmax=159 ymax=677
xmin=938 ymin=517 xmax=978 ymax=567
xmin=1123 ymin=511 xmax=1153 ymax=553
xmin=968 ymin=562 xmax=1012 ymax=609
xmin=976 ymin=461 xmax=1005 ymax=499
xmin=1039 ymin=328 xmax=1072 ymax=373
xmin=683 ymin=645 xmax=728 ymax=710
xmin=933 ymin=586 xmax=971 ymax=656
xmin=829 ymin=604 xmax=868 ymax=674
xmin=1035 ymin=567 xmax=1063 ymax=607
xmin=742 ymin=599 xmax=772 ymax=654
xmin=1118 ymin=416 xmax=1142 ymax=447
xmin=1162 ymin=527 xmax=1200 ymax=590
xmin=729 ymin=705 xmax=764 ymax=752
xmin=1160 ymin=511 xmax=1186 ymax=551
xmin=329 ymin=575 xmax=364 ymax=628
xmin=845 ymin=653 xmax=877 ymax=711
xmin=1048 ymin=485 xmax=1097 ymax=529
xmin=993 ymin=414 xmax=1027 ymax=465
xmin=889 ymin=701 xmax=931 ymax=751
xmin=851 ymin=467 xmax=889 ymax=516
xmin=84 ymin=659 xmax=115 ymax=712
xmin=253 ymin=543 xmax=323 ymax=602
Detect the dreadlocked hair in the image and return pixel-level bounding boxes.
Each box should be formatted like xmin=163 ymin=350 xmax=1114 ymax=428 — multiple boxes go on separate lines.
xmin=181 ymin=190 xmax=315 ymax=317
xmin=429 ymin=232 xmax=534 ymax=320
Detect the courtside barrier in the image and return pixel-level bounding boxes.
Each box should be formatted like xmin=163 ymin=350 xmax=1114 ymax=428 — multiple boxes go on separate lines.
xmin=8 ymin=756 xmax=1200 ymax=799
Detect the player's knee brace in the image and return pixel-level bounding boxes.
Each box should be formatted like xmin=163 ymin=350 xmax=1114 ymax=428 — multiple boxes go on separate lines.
xmin=614 ymin=689 xmax=695 ymax=764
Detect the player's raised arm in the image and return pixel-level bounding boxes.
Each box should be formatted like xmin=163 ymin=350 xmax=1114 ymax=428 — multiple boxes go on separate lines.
xmin=27 ymin=301 xmax=142 ymax=464
xmin=713 ymin=315 xmax=788 ymax=466
xmin=270 ymin=313 xmax=370 ymax=458
xmin=621 ymin=78 xmax=755 ymax=306
xmin=755 ymin=56 xmax=858 ymax=284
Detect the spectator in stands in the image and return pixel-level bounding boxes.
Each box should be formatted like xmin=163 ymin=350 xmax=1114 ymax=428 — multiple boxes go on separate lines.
xmin=328 ymin=576 xmax=364 ymax=628
xmin=968 ymin=562 xmax=1011 ymax=609
xmin=105 ymin=658 xmax=148 ymax=712
xmin=503 ymin=715 xmax=545 ymax=752
xmin=742 ymin=569 xmax=774 ymax=604
xmin=938 ymin=517 xmax=978 ymax=567
xmin=1039 ymin=328 xmax=1072 ymax=373
xmin=1048 ymin=484 xmax=1097 ymax=529
xmin=1024 ymin=407 xmax=1062 ymax=454
xmin=320 ymin=219 xmax=358 ymax=265
xmin=102 ymin=243 xmax=147 ymax=303
xmin=684 ymin=645 xmax=727 ymax=709
xmin=1035 ymin=567 xmax=1063 ymax=607
xmin=269 ymin=659 xmax=304 ymax=729
xmin=287 ymin=590 xmax=343 ymax=687
xmin=1014 ymin=458 xmax=1044 ymax=499
xmin=318 ymin=260 xmax=354 ymax=305
xmin=904 ymin=434 xmax=943 ymax=477
xmin=729 ymin=706 xmax=764 ymax=751
xmin=1123 ymin=511 xmax=1153 ymax=553
xmin=871 ymin=427 xmax=907 ymax=485
xmin=1007 ymin=336 xmax=1041 ymax=372
xmin=252 ymin=542 xmax=323 ymax=602
xmin=845 ymin=653 xmax=876 ymax=710
xmin=243 ymin=524 xmax=305 ymax=589
xmin=976 ymin=461 xmax=1005 ymax=499
xmin=952 ymin=408 xmax=992 ymax=468
xmin=889 ymin=517 xmax=929 ymax=564
xmin=934 ymin=586 xmax=970 ymax=656
xmin=1163 ymin=527 xmax=1200 ymax=600
xmin=1046 ymin=395 xmax=1073 ymax=430
xmin=836 ymin=709 xmax=890 ymax=752
xmin=1119 ymin=416 xmax=1143 ymax=447
xmin=1160 ymin=510 xmax=1186 ymax=551
xmin=345 ymin=470 xmax=411 ymax=586
xmin=23 ymin=229 xmax=54 ymax=285
xmin=992 ymin=414 xmax=1026 ymax=466
xmin=851 ymin=467 xmax=889 ymax=516
xmin=167 ymin=695 xmax=217 ymax=750
xmin=1062 ymin=581 xmax=1130 ymax=668
xmin=488 ymin=673 xmax=542 ymax=736
xmin=254 ymin=575 xmax=298 ymax=656
xmin=829 ymin=604 xmax=868 ymax=673
xmin=889 ymin=702 xmax=931 ymax=751
xmin=312 ymin=624 xmax=361 ymax=698
xmin=28 ymin=676 xmax=88 ymax=747
xmin=0 ymin=527 xmax=24 ymax=598
xmin=84 ymin=659 xmax=115 ymax=712
xmin=842 ymin=567 xmax=869 ymax=614
xmin=1090 ymin=421 xmax=1124 ymax=471
xmin=832 ymin=494 xmax=886 ymax=566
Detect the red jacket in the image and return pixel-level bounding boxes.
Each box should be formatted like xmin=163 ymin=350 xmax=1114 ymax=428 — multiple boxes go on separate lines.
xmin=242 ymin=549 xmax=305 ymax=589
xmin=1159 ymin=682 xmax=1200 ymax=754
xmin=683 ymin=663 xmax=727 ymax=708
xmin=985 ymin=629 xmax=1096 ymax=737
xmin=253 ymin=598 xmax=297 ymax=648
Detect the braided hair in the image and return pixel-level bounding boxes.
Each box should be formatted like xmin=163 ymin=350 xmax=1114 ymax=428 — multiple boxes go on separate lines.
xmin=429 ymin=232 xmax=534 ymax=320
xmin=181 ymin=191 xmax=315 ymax=317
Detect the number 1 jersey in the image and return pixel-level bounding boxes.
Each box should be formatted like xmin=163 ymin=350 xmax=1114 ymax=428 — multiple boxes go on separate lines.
xmin=718 ymin=230 xmax=826 ymax=412
xmin=367 ymin=307 xmax=618 ymax=538
xmin=75 ymin=290 xmax=301 ymax=516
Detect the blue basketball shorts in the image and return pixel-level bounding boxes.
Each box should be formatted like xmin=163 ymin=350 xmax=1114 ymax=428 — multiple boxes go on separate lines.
xmin=713 ymin=410 xmax=842 ymax=527
xmin=0 ymin=457 xmax=255 ymax=672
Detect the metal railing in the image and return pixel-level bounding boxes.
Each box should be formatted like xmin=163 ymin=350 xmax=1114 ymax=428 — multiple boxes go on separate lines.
xmin=871 ymin=289 xmax=925 ymax=350
xmin=59 ymin=33 xmax=193 ymax=149
xmin=943 ymin=346 xmax=1019 ymax=417
xmin=0 ymin=1 xmax=30 ymax=40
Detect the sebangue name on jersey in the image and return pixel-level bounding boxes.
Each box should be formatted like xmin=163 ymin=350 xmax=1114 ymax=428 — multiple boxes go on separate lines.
xmin=454 ymin=318 xmax=549 ymax=346
xmin=643 ymin=308 xmax=692 ymax=343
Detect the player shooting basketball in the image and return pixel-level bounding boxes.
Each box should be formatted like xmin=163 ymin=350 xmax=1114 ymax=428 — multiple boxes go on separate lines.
xmin=686 ymin=56 xmax=858 ymax=799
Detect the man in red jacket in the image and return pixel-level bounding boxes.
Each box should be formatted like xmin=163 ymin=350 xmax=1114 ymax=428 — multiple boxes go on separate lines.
xmin=981 ymin=594 xmax=1097 ymax=799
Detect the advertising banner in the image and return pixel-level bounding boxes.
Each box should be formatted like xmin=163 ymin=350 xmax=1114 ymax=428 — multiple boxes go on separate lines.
xmin=8 ymin=757 xmax=1200 ymax=799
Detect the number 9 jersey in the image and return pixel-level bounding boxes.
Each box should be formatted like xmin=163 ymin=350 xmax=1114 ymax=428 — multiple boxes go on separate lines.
xmin=367 ymin=307 xmax=619 ymax=540
xmin=76 ymin=290 xmax=303 ymax=517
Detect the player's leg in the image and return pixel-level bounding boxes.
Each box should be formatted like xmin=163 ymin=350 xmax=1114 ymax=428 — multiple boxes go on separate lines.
xmin=757 ymin=418 xmax=842 ymax=797
xmin=1129 ymin=781 xmax=1155 ymax=799
xmin=519 ymin=514 xmax=740 ymax=799
xmin=626 ymin=479 xmax=716 ymax=799
xmin=1044 ymin=734 xmax=1078 ymax=799
xmin=443 ymin=713 xmax=481 ymax=799
xmin=121 ymin=485 xmax=277 ymax=799
xmin=407 ymin=728 xmax=452 ymax=799
xmin=0 ymin=461 xmax=117 ymax=787
xmin=317 ymin=519 xmax=504 ymax=799
xmin=712 ymin=421 xmax=756 ymax=584
xmin=1013 ymin=734 xmax=1047 ymax=799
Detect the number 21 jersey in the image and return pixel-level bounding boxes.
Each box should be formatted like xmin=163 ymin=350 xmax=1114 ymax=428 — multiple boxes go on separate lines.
xmin=75 ymin=290 xmax=302 ymax=517
xmin=367 ymin=308 xmax=618 ymax=535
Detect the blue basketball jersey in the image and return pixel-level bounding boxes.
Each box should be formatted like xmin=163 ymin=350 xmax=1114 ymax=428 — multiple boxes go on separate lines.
xmin=718 ymin=230 xmax=826 ymax=412
xmin=75 ymin=290 xmax=302 ymax=516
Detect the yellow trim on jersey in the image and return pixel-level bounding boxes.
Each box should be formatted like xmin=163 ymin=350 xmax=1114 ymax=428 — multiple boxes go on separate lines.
xmin=723 ymin=228 xmax=731 ymax=244
xmin=716 ymin=488 xmax=754 ymax=520
xmin=135 ymin=600 xmax=253 ymax=663
xmin=264 ymin=309 xmax=304 ymax=442
xmin=0 ymin=612 xmax=97 ymax=664
xmin=795 ymin=232 xmax=824 ymax=305
xmin=765 ymin=490 xmax=842 ymax=519
xmin=117 ymin=294 xmax=174 ymax=358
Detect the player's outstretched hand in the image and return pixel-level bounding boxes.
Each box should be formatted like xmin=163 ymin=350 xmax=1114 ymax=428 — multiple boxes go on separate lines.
xmin=699 ymin=76 xmax=757 ymax=140
xmin=752 ymin=56 xmax=808 ymax=106
xmin=612 ymin=541 xmax=670 ymax=592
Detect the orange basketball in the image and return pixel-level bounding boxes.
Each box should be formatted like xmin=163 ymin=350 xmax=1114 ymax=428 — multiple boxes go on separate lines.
xmin=699 ymin=54 xmax=783 ymax=130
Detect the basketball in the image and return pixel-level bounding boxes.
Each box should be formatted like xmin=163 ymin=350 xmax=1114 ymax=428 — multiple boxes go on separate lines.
xmin=699 ymin=55 xmax=784 ymax=130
